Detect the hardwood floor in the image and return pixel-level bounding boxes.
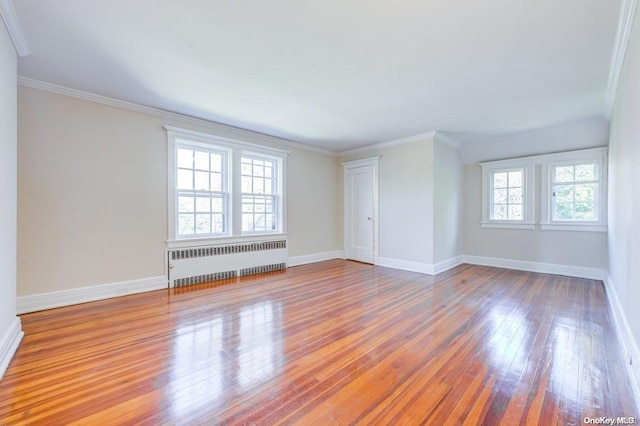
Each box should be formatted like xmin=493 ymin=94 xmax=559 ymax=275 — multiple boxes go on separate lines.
xmin=1 ymin=261 xmax=638 ymax=425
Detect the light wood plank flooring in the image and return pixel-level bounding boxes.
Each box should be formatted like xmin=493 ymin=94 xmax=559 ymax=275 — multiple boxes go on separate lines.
xmin=0 ymin=261 xmax=638 ymax=425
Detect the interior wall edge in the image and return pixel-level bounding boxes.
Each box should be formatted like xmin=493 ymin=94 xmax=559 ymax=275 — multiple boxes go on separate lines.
xmin=604 ymin=274 xmax=640 ymax=412
xmin=0 ymin=317 xmax=23 ymax=380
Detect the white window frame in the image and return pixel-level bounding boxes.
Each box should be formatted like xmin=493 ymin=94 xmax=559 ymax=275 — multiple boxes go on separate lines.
xmin=166 ymin=126 xmax=288 ymax=248
xmin=240 ymin=151 xmax=283 ymax=235
xmin=174 ymin=141 xmax=230 ymax=238
xmin=480 ymin=159 xmax=536 ymax=229
xmin=540 ymin=147 xmax=607 ymax=232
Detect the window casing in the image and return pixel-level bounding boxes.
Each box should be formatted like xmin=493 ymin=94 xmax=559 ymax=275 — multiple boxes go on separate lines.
xmin=481 ymin=161 xmax=535 ymax=229
xmin=481 ymin=147 xmax=607 ymax=232
xmin=166 ymin=127 xmax=287 ymax=245
xmin=541 ymin=148 xmax=607 ymax=232
xmin=241 ymin=155 xmax=279 ymax=234
xmin=175 ymin=143 xmax=229 ymax=238
xmin=490 ymin=168 xmax=525 ymax=221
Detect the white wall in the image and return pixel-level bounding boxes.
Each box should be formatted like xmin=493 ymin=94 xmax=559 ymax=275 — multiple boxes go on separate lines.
xmin=463 ymin=164 xmax=608 ymax=270
xmin=433 ymin=139 xmax=464 ymax=263
xmin=0 ymin=21 xmax=21 ymax=379
xmin=341 ymin=139 xmax=434 ymax=265
xmin=17 ymin=86 xmax=341 ymax=297
xmin=608 ymin=2 xmax=640 ymax=388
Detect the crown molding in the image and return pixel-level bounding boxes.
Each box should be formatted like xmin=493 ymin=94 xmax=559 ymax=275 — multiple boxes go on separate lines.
xmin=434 ymin=131 xmax=461 ymax=150
xmin=0 ymin=0 xmax=30 ymax=57
xmin=605 ymin=0 xmax=639 ymax=117
xmin=338 ymin=131 xmax=437 ymax=157
xmin=17 ymin=76 xmax=336 ymax=157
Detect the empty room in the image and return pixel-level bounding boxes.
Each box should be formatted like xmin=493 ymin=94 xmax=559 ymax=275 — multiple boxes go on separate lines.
xmin=1 ymin=0 xmax=640 ymax=424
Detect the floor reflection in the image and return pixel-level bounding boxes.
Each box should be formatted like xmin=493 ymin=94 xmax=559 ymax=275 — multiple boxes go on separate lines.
xmin=238 ymin=301 xmax=282 ymax=388
xmin=487 ymin=306 xmax=529 ymax=375
xmin=549 ymin=317 xmax=592 ymax=408
xmin=168 ymin=300 xmax=283 ymax=419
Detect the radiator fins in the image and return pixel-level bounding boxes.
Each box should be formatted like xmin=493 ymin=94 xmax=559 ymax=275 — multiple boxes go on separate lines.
xmin=174 ymin=270 xmax=237 ymax=287
xmin=171 ymin=240 xmax=286 ymax=260
xmin=239 ymin=263 xmax=287 ymax=277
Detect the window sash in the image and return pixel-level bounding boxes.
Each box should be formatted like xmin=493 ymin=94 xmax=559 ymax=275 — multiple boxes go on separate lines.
xmin=489 ymin=168 xmax=525 ymax=221
xmin=240 ymin=154 xmax=280 ymax=234
xmin=549 ymin=161 xmax=601 ymax=223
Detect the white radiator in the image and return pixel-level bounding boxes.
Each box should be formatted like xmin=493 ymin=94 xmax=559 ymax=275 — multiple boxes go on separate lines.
xmin=167 ymin=239 xmax=288 ymax=287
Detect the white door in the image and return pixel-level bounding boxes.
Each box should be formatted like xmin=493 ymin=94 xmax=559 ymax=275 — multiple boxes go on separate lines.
xmin=343 ymin=159 xmax=378 ymax=264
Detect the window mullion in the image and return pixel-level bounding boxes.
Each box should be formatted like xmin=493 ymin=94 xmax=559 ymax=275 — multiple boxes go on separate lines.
xmin=231 ymin=148 xmax=243 ymax=236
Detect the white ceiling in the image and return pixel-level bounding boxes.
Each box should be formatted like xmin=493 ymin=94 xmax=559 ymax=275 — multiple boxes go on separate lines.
xmin=13 ymin=0 xmax=620 ymax=152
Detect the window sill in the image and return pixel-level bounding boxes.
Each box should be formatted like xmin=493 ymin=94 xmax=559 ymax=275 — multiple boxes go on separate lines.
xmin=167 ymin=233 xmax=288 ymax=249
xmin=481 ymin=222 xmax=535 ymax=230
xmin=540 ymin=224 xmax=607 ymax=233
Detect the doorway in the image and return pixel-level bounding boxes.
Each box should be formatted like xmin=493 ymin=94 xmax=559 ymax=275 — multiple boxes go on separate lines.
xmin=342 ymin=157 xmax=379 ymax=264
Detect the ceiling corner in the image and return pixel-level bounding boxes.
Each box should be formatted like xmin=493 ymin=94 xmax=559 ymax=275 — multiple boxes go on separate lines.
xmin=0 ymin=0 xmax=30 ymax=57
xmin=605 ymin=0 xmax=639 ymax=117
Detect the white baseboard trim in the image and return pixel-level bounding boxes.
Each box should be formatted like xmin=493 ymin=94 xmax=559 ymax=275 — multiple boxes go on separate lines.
xmin=17 ymin=276 xmax=168 ymax=314
xmin=288 ymin=251 xmax=345 ymax=267
xmin=374 ymin=255 xmax=464 ymax=276
xmin=0 ymin=317 xmax=24 ymax=380
xmin=375 ymin=257 xmax=435 ymax=275
xmin=462 ymin=255 xmax=607 ymax=280
xmin=433 ymin=256 xmax=465 ymax=275
xmin=604 ymin=275 xmax=640 ymax=411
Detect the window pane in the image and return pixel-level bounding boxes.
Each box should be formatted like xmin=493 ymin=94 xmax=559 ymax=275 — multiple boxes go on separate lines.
xmin=195 ymin=196 xmax=210 ymax=212
xmin=212 ymin=214 xmax=224 ymax=233
xmin=178 ymin=214 xmax=194 ymax=235
xmin=264 ymin=178 xmax=273 ymax=195
xmin=493 ymin=172 xmax=507 ymax=188
xmin=195 ymin=214 xmax=211 ymax=234
xmin=494 ymin=189 xmax=507 ymax=204
xmin=195 ymin=171 xmax=209 ymax=191
xmin=241 ymin=176 xmax=252 ymax=193
xmin=265 ymin=166 xmax=272 ymax=178
xmin=575 ymin=163 xmax=595 ymax=181
xmin=178 ymin=196 xmax=194 ymax=213
xmin=212 ymin=197 xmax=223 ymax=213
xmin=211 ymin=173 xmax=222 ymax=192
xmin=194 ymin=150 xmax=209 ymax=170
xmin=575 ymin=203 xmax=595 ymax=220
xmin=554 ymin=185 xmax=573 ymax=202
xmin=575 ymin=183 xmax=595 ymax=202
xmin=508 ymin=171 xmax=522 ymax=187
xmin=241 ymin=161 xmax=252 ymax=175
xmin=177 ymin=169 xmax=193 ymax=190
xmin=253 ymin=177 xmax=264 ymax=194
xmin=508 ymin=205 xmax=522 ymax=220
xmin=554 ymin=203 xmax=573 ymax=220
xmin=254 ymin=164 xmax=264 ymax=177
xmin=211 ymin=154 xmax=223 ymax=172
xmin=493 ymin=205 xmax=507 ymax=220
xmin=177 ymin=148 xmax=193 ymax=169
xmin=508 ymin=188 xmax=522 ymax=204
xmin=242 ymin=213 xmax=254 ymax=232
xmin=554 ymin=166 xmax=574 ymax=183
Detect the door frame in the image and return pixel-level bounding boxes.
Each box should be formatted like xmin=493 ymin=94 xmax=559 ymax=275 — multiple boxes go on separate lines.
xmin=342 ymin=157 xmax=380 ymax=263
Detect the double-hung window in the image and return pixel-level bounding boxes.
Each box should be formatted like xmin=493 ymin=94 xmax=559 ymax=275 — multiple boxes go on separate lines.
xmin=241 ymin=155 xmax=279 ymax=233
xmin=176 ymin=143 xmax=228 ymax=237
xmin=481 ymin=160 xmax=535 ymax=229
xmin=167 ymin=126 xmax=287 ymax=243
